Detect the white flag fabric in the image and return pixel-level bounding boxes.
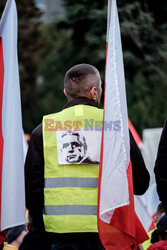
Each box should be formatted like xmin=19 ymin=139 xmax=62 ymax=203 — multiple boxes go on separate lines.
xmin=0 ymin=0 xmax=26 ymax=230
xmin=135 ymin=183 xmax=160 ymax=231
xmin=99 ymin=0 xmax=130 ymax=223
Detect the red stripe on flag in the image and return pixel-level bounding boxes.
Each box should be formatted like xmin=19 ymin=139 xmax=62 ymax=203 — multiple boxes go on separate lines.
xmin=98 ymin=161 xmax=149 ymax=250
xmin=128 ymin=119 xmax=142 ymax=148
xmin=0 ymin=37 xmax=4 ymax=231
xmin=109 ymin=161 xmax=148 ymax=248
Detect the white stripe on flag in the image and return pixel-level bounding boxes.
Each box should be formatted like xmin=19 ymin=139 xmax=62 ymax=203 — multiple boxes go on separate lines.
xmin=0 ymin=0 xmax=26 ymax=230
xmin=100 ymin=0 xmax=130 ymax=223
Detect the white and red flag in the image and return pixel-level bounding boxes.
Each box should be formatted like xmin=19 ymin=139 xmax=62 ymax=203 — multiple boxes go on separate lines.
xmin=0 ymin=0 xmax=26 ymax=232
xmin=97 ymin=0 xmax=148 ymax=249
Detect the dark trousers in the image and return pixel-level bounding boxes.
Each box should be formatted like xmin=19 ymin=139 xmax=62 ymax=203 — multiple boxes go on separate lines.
xmin=51 ymin=238 xmax=105 ymax=250
xmin=19 ymin=231 xmax=104 ymax=250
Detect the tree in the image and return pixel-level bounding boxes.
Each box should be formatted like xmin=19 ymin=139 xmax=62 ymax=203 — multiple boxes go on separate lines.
xmin=118 ymin=0 xmax=167 ymax=133
xmin=36 ymin=22 xmax=73 ymax=118
xmin=34 ymin=0 xmax=167 ymax=134
xmin=37 ymin=1 xmax=107 ymax=117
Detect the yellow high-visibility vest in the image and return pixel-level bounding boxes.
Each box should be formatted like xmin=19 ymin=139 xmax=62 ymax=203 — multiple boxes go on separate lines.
xmin=142 ymin=229 xmax=155 ymax=249
xmin=42 ymin=105 xmax=103 ymax=233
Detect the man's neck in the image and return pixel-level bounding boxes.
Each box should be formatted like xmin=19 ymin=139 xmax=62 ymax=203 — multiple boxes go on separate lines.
xmin=63 ymin=97 xmax=98 ymax=110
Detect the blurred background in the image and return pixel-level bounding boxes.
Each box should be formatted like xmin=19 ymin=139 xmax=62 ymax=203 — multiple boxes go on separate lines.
xmin=0 ymin=0 xmax=167 ymax=179
xmin=0 ymin=0 xmax=166 ymax=136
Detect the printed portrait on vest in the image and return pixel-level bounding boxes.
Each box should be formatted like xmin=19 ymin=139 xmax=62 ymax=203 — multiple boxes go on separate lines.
xmin=56 ymin=130 xmax=101 ymax=165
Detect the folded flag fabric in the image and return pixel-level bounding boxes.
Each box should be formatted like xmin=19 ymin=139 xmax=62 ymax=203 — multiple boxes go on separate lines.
xmin=0 ymin=0 xmax=26 ymax=231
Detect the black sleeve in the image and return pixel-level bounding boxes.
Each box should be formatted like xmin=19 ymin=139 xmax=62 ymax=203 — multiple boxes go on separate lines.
xmin=130 ymin=130 xmax=150 ymax=195
xmin=25 ymin=124 xmax=45 ymax=231
xmin=154 ymin=119 xmax=167 ymax=212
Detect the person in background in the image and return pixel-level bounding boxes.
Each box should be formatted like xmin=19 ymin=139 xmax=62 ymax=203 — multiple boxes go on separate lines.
xmin=153 ymin=203 xmax=166 ymax=229
xmin=147 ymin=214 xmax=167 ymax=249
xmin=142 ymin=202 xmax=166 ymax=249
xmin=3 ymin=225 xmax=27 ymax=250
xmin=19 ymin=212 xmax=47 ymax=250
xmin=154 ymin=119 xmax=167 ymax=213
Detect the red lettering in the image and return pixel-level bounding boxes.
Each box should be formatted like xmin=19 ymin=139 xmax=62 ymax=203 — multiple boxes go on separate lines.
xmin=44 ymin=119 xmax=54 ymax=131
xmin=55 ymin=121 xmax=63 ymax=131
xmin=64 ymin=120 xmax=72 ymax=130
xmin=73 ymin=121 xmax=82 ymax=131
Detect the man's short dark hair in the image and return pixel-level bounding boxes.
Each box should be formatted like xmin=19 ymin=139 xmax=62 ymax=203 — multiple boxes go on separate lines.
xmin=157 ymin=215 xmax=167 ymax=240
xmin=157 ymin=202 xmax=165 ymax=216
xmin=64 ymin=64 xmax=100 ymax=99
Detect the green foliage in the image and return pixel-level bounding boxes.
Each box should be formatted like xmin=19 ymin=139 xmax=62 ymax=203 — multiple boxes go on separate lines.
xmin=1 ymin=0 xmax=167 ymax=135
xmin=118 ymin=1 xmax=167 ymax=134
xmin=38 ymin=1 xmax=107 ymax=117
xmin=37 ymin=22 xmax=73 ymax=117
xmin=38 ymin=0 xmax=167 ymax=135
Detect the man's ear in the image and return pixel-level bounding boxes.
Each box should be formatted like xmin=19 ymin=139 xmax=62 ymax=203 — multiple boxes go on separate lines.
xmin=89 ymin=87 xmax=97 ymax=102
xmin=64 ymin=89 xmax=67 ymax=97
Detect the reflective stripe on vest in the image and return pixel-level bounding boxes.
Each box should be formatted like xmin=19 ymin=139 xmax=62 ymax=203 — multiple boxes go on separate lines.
xmin=45 ymin=177 xmax=98 ymax=188
xmin=43 ymin=205 xmax=97 ymax=215
xmin=43 ymin=105 xmax=103 ymax=233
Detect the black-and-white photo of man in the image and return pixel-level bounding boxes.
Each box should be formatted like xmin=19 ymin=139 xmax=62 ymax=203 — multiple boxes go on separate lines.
xmin=61 ymin=131 xmax=86 ymax=163
xmin=59 ymin=130 xmax=99 ymax=164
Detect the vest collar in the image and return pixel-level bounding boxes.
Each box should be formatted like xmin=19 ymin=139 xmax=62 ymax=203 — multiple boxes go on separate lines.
xmin=63 ymin=97 xmax=98 ymax=110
